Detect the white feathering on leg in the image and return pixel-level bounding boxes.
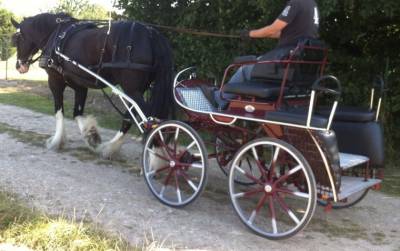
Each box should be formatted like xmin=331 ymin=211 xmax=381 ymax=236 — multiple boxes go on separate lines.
xmin=46 ymin=109 xmax=66 ymax=150
xmin=75 ymin=115 xmax=101 ymax=151
xmin=96 ymin=131 xmax=126 ymax=159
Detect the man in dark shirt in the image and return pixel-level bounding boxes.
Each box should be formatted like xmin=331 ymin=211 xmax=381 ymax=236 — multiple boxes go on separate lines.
xmin=245 ymin=0 xmax=319 ymax=47
xmin=231 ymin=0 xmax=320 ymax=82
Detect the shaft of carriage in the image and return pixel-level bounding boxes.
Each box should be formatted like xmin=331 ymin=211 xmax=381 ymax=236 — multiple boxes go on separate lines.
xmin=56 ymin=50 xmax=148 ymax=134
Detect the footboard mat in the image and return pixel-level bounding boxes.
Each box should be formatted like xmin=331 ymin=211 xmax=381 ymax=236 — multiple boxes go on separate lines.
xmin=337 ymin=176 xmax=381 ymax=200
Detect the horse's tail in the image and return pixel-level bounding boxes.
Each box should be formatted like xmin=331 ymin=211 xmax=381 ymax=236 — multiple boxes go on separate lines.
xmin=148 ymin=29 xmax=174 ymax=119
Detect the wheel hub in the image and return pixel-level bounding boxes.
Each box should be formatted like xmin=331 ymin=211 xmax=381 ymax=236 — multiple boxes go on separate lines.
xmin=264 ymin=185 xmax=273 ymax=193
xmin=169 ymin=160 xmax=176 ymax=168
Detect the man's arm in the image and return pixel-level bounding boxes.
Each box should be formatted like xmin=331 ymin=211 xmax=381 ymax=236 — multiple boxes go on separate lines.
xmin=249 ymin=19 xmax=288 ymax=39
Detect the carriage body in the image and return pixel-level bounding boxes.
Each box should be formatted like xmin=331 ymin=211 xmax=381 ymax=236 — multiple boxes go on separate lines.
xmin=152 ymin=41 xmax=386 ymax=239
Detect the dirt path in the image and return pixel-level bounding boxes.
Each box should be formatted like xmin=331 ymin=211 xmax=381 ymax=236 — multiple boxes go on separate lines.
xmin=0 ymin=103 xmax=399 ymax=250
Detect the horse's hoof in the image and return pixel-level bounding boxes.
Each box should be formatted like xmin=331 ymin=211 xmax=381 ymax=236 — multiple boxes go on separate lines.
xmin=46 ymin=136 xmax=64 ymax=150
xmin=96 ymin=143 xmax=114 ymax=160
xmin=85 ymin=126 xmax=102 ymax=149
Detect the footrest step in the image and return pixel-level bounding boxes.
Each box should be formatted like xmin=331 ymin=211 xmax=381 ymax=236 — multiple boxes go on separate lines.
xmin=339 ymin=152 xmax=369 ymax=170
xmin=338 ymin=176 xmax=381 ymax=200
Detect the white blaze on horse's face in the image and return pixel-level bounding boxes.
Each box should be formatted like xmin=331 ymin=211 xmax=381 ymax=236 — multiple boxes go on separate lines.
xmin=11 ymin=22 xmax=38 ymax=74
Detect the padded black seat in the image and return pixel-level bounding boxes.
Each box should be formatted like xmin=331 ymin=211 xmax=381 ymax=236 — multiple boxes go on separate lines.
xmin=266 ymin=110 xmax=328 ymax=128
xmin=316 ymin=106 xmax=375 ymax=123
xmin=223 ymin=81 xmax=286 ymax=99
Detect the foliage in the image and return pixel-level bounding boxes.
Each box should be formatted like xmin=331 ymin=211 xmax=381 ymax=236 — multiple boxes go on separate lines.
xmin=0 ymin=7 xmax=15 ymax=60
xmin=118 ymin=0 xmax=400 ymax=156
xmin=51 ymin=0 xmax=109 ymax=20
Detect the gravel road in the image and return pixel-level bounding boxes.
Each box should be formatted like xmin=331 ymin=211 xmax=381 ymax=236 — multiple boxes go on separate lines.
xmin=0 ymin=103 xmax=399 ymax=250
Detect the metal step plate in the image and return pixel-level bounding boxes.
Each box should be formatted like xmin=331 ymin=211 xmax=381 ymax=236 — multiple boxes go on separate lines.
xmin=338 ymin=176 xmax=381 ymax=200
xmin=339 ymin=152 xmax=369 ymax=170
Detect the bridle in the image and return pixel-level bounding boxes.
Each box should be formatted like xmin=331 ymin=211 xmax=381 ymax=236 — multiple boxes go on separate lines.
xmin=14 ymin=25 xmax=60 ymax=67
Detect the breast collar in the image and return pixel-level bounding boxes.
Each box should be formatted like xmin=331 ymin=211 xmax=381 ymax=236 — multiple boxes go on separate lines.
xmin=39 ymin=21 xmax=97 ymax=73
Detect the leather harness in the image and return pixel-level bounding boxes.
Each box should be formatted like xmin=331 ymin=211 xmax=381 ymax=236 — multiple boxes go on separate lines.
xmin=39 ymin=20 xmax=156 ymax=76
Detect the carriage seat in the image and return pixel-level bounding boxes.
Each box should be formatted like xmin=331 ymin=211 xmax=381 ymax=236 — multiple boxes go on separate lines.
xmin=316 ymin=106 xmax=375 ymax=123
xmin=266 ymin=109 xmax=328 ymax=128
xmin=223 ymin=81 xmax=287 ymax=99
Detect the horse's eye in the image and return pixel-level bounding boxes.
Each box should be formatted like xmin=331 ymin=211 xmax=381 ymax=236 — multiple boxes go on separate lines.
xmin=11 ymin=32 xmax=22 ymax=47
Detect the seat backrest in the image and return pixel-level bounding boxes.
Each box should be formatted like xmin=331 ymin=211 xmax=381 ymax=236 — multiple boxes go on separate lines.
xmin=289 ymin=39 xmax=327 ymax=88
xmin=250 ymin=39 xmax=327 ymax=90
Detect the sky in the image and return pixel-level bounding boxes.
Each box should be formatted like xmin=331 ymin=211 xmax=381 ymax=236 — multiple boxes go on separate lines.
xmin=0 ymin=0 xmax=116 ymax=17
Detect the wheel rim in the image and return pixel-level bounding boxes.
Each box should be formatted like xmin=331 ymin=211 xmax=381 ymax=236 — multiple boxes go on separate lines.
xmin=143 ymin=122 xmax=207 ymax=207
xmin=229 ymin=139 xmax=316 ymax=239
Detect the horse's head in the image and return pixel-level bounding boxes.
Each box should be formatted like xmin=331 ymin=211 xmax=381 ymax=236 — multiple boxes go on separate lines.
xmin=11 ymin=18 xmax=40 ymax=74
xmin=11 ymin=13 xmax=73 ymax=74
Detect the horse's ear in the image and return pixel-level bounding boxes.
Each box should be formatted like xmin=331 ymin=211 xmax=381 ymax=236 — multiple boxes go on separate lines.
xmin=11 ymin=18 xmax=20 ymax=28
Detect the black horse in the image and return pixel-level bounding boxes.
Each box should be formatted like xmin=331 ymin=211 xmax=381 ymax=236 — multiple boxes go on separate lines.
xmin=11 ymin=13 xmax=173 ymax=158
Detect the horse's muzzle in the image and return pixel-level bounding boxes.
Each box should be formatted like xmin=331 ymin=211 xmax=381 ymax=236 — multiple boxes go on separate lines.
xmin=16 ymin=60 xmax=30 ymax=74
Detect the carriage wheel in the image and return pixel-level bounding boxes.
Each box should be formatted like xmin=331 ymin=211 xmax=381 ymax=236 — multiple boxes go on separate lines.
xmin=318 ymin=189 xmax=369 ymax=209
xmin=142 ymin=121 xmax=208 ymax=207
xmin=228 ymin=138 xmax=316 ymax=239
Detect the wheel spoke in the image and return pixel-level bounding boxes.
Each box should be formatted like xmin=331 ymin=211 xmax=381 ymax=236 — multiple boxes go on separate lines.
xmin=155 ymin=134 xmax=174 ymax=159
xmin=180 ymin=162 xmax=204 ymax=169
xmin=276 ymin=165 xmax=303 ymax=184
xmin=155 ymin=165 xmax=171 ymax=174
xmin=174 ymin=128 xmax=180 ymax=154
xmin=186 ymin=141 xmax=196 ymax=151
xmin=275 ymin=194 xmax=301 ymax=225
xmin=163 ymin=169 xmax=175 ymax=186
xmin=147 ymin=147 xmax=170 ymax=162
xmin=179 ymin=170 xmax=199 ymax=192
xmin=233 ymin=188 xmax=264 ymax=199
xmin=251 ymin=147 xmax=259 ymax=161
xmin=255 ymin=194 xmax=269 ymax=213
xmin=159 ymin=186 xmax=166 ymax=198
xmin=175 ymin=172 xmax=182 ymax=203
xmin=248 ymin=210 xmax=257 ymax=225
xmin=268 ymin=196 xmax=278 ymax=234
xmin=158 ymin=130 xmax=165 ymax=143
xmin=250 ymin=147 xmax=269 ymax=180
xmin=234 ymin=165 xmax=264 ymax=186
xmin=278 ymin=188 xmax=310 ymax=199
xmin=269 ymin=147 xmax=280 ymax=180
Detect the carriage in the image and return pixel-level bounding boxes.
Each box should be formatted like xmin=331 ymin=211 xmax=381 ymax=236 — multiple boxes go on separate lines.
xmin=57 ymin=37 xmax=385 ymax=240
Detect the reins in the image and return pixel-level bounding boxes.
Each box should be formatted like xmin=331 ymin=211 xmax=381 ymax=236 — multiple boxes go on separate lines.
xmin=143 ymin=22 xmax=240 ymax=39
xmin=78 ymin=19 xmax=240 ymax=39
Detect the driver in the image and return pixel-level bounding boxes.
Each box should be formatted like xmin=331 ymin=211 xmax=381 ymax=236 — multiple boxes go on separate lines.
xmin=231 ymin=0 xmax=320 ymax=82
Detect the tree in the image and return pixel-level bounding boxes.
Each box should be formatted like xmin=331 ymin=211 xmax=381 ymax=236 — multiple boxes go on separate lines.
xmin=0 ymin=7 xmax=15 ymax=61
xmin=51 ymin=0 xmax=109 ymax=20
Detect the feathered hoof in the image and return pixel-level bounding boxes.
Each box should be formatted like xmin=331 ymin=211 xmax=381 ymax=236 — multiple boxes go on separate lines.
xmin=76 ymin=116 xmax=102 ymax=150
xmin=46 ymin=135 xmax=65 ymax=150
xmin=95 ymin=132 xmax=125 ymax=159
xmin=84 ymin=126 xmax=102 ymax=150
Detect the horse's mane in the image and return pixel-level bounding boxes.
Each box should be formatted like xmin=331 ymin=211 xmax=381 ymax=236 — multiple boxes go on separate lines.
xmin=23 ymin=13 xmax=76 ymax=35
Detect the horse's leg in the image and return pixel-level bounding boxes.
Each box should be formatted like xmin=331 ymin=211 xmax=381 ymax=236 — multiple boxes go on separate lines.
xmin=46 ymin=73 xmax=67 ymax=150
xmin=97 ymin=111 xmax=133 ymax=159
xmin=73 ymin=87 xmax=102 ymax=151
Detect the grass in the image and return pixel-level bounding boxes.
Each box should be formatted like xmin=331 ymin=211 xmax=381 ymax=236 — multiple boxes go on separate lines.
xmin=0 ymin=86 xmax=125 ymax=132
xmin=0 ymin=191 xmax=132 ymax=251
xmin=381 ymin=165 xmax=400 ymax=197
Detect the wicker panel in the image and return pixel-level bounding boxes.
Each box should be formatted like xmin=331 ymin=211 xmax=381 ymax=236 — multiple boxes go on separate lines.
xmin=283 ymin=127 xmax=335 ymax=188
xmin=176 ymin=87 xmax=215 ymax=112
